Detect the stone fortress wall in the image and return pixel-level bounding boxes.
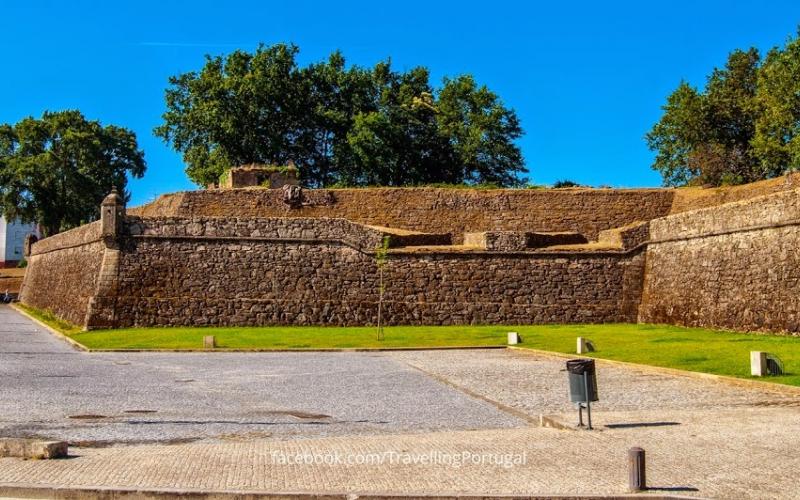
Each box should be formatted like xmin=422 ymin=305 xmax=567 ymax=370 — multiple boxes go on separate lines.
xmin=130 ymin=187 xmax=675 ymax=242
xmin=19 ymin=171 xmax=800 ymax=334
xmin=640 ymin=186 xmax=800 ymax=333
xmin=20 ymin=221 xmax=106 ymax=326
xmin=106 ymin=219 xmax=648 ymax=328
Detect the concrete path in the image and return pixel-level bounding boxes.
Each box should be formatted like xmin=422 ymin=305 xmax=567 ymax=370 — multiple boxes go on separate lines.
xmin=1 ymin=306 xmax=799 ymax=498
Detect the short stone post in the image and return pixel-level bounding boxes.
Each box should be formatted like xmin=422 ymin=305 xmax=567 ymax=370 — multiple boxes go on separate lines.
xmin=507 ymin=332 xmax=520 ymax=345
xmin=628 ymin=447 xmax=646 ymax=492
xmin=577 ymin=337 xmax=594 ymax=354
xmin=751 ymin=351 xmax=767 ymax=376
xmin=203 ymin=336 xmax=216 ymax=349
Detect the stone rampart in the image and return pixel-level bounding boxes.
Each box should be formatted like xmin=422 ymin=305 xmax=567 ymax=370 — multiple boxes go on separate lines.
xmin=132 ymin=187 xmax=675 ymax=242
xmin=22 ymin=175 xmax=800 ymax=333
xmin=640 ymin=189 xmax=800 ymax=333
xmin=20 ymin=221 xmax=105 ymax=326
xmin=94 ymin=230 xmax=643 ymax=328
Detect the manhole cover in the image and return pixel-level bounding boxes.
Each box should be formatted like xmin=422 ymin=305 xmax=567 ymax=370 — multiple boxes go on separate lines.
xmin=68 ymin=414 xmax=109 ymax=420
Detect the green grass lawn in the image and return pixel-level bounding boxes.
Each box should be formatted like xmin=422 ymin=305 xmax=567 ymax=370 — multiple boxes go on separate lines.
xmin=16 ymin=304 xmax=800 ymax=386
xmin=69 ymin=324 xmax=508 ymax=350
xmin=515 ymin=323 xmax=800 ymax=386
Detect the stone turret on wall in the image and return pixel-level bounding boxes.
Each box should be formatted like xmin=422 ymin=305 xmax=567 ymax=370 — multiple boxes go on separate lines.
xmin=218 ymin=163 xmax=300 ymax=189
xmin=101 ymin=187 xmax=125 ymax=248
xmin=86 ymin=188 xmax=127 ymax=329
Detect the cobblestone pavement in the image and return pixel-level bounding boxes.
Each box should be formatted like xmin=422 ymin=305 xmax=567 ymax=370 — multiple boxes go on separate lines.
xmin=389 ymin=349 xmax=800 ymax=415
xmin=1 ymin=307 xmax=800 ymax=498
xmin=1 ymin=408 xmax=799 ymax=499
xmin=0 ymin=307 xmax=523 ymax=444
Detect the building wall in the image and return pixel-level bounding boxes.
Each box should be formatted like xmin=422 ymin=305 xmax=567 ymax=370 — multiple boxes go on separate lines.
xmin=640 ymin=189 xmax=800 ymax=333
xmin=0 ymin=217 xmax=39 ymax=266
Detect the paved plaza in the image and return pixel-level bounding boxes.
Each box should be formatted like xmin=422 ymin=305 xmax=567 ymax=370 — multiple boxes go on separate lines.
xmin=1 ymin=306 xmax=800 ymax=498
xmin=0 ymin=308 xmax=522 ymax=445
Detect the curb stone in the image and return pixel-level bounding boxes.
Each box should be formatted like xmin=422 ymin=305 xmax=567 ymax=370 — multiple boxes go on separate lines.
xmin=0 ymin=439 xmax=68 ymax=459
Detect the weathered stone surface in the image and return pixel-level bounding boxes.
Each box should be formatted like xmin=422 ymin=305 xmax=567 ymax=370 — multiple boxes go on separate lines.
xmin=670 ymin=171 xmax=800 ymax=214
xmin=84 ymin=231 xmax=644 ymax=327
xmin=640 ymin=188 xmax=800 ymax=334
xmin=218 ymin=163 xmax=300 ymax=189
xmin=597 ymin=221 xmax=650 ymax=250
xmin=20 ymin=223 xmax=106 ymax=326
xmin=464 ymin=231 xmax=587 ymax=251
xmin=131 ymin=187 xmax=676 ymax=242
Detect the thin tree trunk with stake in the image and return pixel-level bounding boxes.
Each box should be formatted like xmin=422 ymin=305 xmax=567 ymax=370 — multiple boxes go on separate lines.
xmin=375 ymin=236 xmax=389 ymax=340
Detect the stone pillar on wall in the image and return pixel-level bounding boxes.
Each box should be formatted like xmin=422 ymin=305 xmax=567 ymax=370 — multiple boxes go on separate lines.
xmin=101 ymin=187 xmax=125 ymax=248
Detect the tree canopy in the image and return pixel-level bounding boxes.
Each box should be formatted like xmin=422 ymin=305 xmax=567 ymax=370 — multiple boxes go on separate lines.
xmin=647 ymin=30 xmax=800 ymax=186
xmin=155 ymin=44 xmax=526 ymax=188
xmin=0 ymin=110 xmax=146 ymax=236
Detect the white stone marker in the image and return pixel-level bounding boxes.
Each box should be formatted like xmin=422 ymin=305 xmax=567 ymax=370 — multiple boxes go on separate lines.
xmin=204 ymin=336 xmax=216 ymax=349
xmin=508 ymin=332 xmax=521 ymax=345
xmin=751 ymin=351 xmax=768 ymax=376
xmin=577 ymin=337 xmax=589 ymax=354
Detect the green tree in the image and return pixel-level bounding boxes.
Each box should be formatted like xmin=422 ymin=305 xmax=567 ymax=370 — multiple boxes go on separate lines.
xmin=753 ymin=32 xmax=800 ymax=173
xmin=0 ymin=111 xmax=145 ymax=236
xmin=154 ymin=44 xmax=305 ymax=187
xmin=155 ymin=43 xmax=526 ymax=188
xmin=437 ymin=75 xmax=524 ymax=186
xmin=345 ymin=65 xmax=460 ymax=186
xmin=296 ymin=51 xmax=376 ymax=187
xmin=646 ymin=48 xmax=761 ymax=186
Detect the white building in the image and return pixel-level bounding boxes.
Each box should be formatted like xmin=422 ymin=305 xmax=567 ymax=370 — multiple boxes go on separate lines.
xmin=0 ymin=217 xmax=39 ymax=267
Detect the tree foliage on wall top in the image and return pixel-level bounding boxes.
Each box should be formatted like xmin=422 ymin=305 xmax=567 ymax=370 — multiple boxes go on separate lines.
xmin=647 ymin=29 xmax=800 ymax=187
xmin=154 ymin=43 xmax=527 ymax=188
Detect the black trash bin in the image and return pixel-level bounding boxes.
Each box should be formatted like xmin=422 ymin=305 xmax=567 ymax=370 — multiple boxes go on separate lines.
xmin=566 ymin=358 xmax=598 ymax=403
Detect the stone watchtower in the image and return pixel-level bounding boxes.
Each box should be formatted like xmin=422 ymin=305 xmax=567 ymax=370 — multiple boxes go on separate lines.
xmin=101 ymin=187 xmax=125 ymax=248
xmin=85 ymin=188 xmax=127 ymax=329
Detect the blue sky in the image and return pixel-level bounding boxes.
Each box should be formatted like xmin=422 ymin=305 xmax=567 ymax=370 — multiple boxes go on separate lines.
xmin=2 ymin=1 xmax=800 ymax=205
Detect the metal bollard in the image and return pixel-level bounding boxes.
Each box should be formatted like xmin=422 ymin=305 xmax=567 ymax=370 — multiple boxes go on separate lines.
xmin=628 ymin=447 xmax=646 ymax=492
